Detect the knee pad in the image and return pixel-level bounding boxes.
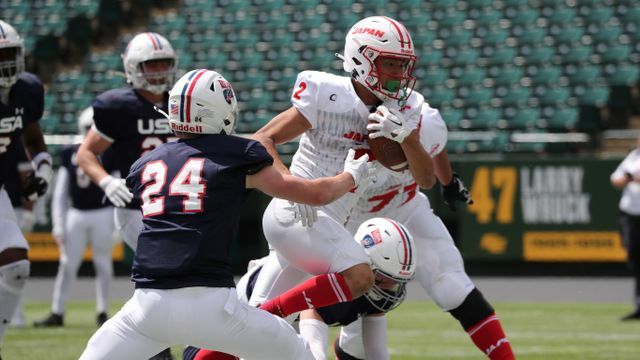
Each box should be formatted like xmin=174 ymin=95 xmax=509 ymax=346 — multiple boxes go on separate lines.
xmin=425 ymin=271 xmax=475 ymax=311
xmin=0 ymin=259 xmax=30 ymax=295
xmin=449 ymin=288 xmax=495 ymax=330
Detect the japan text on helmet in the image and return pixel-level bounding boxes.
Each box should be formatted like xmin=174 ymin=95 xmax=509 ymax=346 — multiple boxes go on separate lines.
xmin=341 ymin=16 xmax=417 ymax=102
xmin=167 ymin=69 xmax=237 ymax=135
xmin=122 ymin=32 xmax=177 ymax=95
xmin=77 ymin=106 xmax=93 ymax=136
xmin=354 ymin=217 xmax=416 ymax=312
xmin=0 ymin=20 xmax=25 ymax=88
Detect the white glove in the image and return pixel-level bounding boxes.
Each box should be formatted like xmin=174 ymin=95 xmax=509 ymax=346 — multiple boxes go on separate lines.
xmin=287 ymin=201 xmax=318 ymax=227
xmin=367 ymin=105 xmax=412 ymax=143
xmin=343 ymin=149 xmax=372 ymax=189
xmin=99 ymin=175 xmax=133 ymax=207
xmin=52 ymin=226 xmax=64 ymax=246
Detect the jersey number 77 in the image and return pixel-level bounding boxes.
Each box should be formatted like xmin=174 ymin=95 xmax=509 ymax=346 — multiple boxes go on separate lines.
xmin=140 ymin=158 xmax=206 ymax=217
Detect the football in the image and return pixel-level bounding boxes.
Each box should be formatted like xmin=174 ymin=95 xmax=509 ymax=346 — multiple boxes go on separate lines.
xmin=368 ymin=120 xmax=408 ymax=172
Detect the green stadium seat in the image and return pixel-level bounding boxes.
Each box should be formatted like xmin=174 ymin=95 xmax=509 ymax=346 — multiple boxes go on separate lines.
xmin=498 ymin=87 xmax=530 ymax=107
xmin=439 ymin=107 xmax=463 ymax=129
xmin=552 ymin=27 xmax=584 ymax=45
xmin=588 ymin=26 xmax=621 ymax=45
xmin=423 ymin=68 xmax=449 ymax=86
xmin=421 ymin=50 xmax=444 ymax=67
xmin=466 ymin=0 xmax=493 ymax=9
xmin=599 ymin=44 xmax=631 ymax=64
xmin=560 ymin=44 xmax=592 ymax=64
xmin=152 ymin=12 xmax=187 ymax=33
xmin=220 ymin=0 xmax=251 ymax=12
xmin=623 ymin=7 xmax=640 ymax=24
xmin=485 ymin=47 xmax=517 ymax=66
xmin=467 ymin=108 xmax=501 ymax=129
xmin=68 ymin=0 xmax=100 ymax=16
xmin=583 ymin=7 xmax=614 ymax=25
xmin=256 ymin=12 xmax=288 ymax=30
xmin=576 ymin=86 xmax=609 ymax=106
xmin=398 ymin=12 xmax=428 ymax=30
xmin=289 ymin=0 xmax=319 ymax=11
xmin=473 ymin=9 xmax=503 ymax=29
xmin=458 ymin=87 xmax=493 ymax=107
xmin=412 ymin=29 xmax=436 ymax=50
xmin=436 ymin=11 xmax=467 ymax=30
xmin=491 ymin=66 xmax=523 ymax=87
xmin=190 ymin=31 xmax=224 ymax=51
xmin=604 ymin=64 xmax=640 ymax=86
xmin=537 ymin=87 xmax=571 ymax=106
xmin=479 ymin=28 xmax=509 ymax=48
xmin=546 ymin=107 xmax=578 ymax=130
xmin=501 ymin=0 xmax=528 ymax=6
xmin=507 ymin=8 xmax=538 ymax=28
xmin=565 ymin=64 xmax=600 ymax=85
xmin=530 ymin=66 xmax=562 ymax=86
xmin=546 ymin=8 xmax=577 ymax=26
xmin=522 ymin=46 xmax=554 ymax=65
xmin=505 ymin=108 xmax=539 ymax=129
xmin=427 ymin=87 xmax=455 ymax=108
xmin=516 ymin=27 xmax=546 ymax=47
xmin=448 ymin=48 xmax=479 ymax=66
xmin=443 ymin=29 xmax=472 ymax=48
xmin=296 ymin=13 xmax=325 ymax=30
xmin=430 ymin=0 xmax=457 ymax=10
xmin=454 ymin=67 xmax=486 ymax=87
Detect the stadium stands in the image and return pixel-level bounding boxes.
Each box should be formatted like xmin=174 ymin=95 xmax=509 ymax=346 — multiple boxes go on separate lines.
xmin=1 ymin=0 xmax=638 ymax=154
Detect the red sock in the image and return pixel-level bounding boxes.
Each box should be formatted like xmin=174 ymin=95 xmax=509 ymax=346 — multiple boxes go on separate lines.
xmin=259 ymin=273 xmax=353 ymax=317
xmin=194 ymin=349 xmax=238 ymax=360
xmin=467 ymin=313 xmax=515 ymax=360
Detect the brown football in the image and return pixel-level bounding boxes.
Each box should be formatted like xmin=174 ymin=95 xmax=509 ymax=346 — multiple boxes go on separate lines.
xmin=368 ymin=119 xmax=408 ymax=172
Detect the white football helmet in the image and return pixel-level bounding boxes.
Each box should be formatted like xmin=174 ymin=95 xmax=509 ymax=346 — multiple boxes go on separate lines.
xmin=122 ymin=32 xmax=177 ymax=95
xmin=167 ymin=69 xmax=238 ymax=135
xmin=341 ymin=16 xmax=417 ymax=102
xmin=0 ymin=20 xmax=25 ymax=88
xmin=354 ymin=217 xmax=416 ymax=311
xmin=77 ymin=106 xmax=93 ymax=136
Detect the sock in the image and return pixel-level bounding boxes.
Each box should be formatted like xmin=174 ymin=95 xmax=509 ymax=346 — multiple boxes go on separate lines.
xmin=299 ymin=318 xmax=328 ymax=359
xmin=466 ymin=313 xmax=514 ymax=360
xmin=259 ymin=273 xmax=352 ymax=317
xmin=194 ymin=349 xmax=238 ymax=360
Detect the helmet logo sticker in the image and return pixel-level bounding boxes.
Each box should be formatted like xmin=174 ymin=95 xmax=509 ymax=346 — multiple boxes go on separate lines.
xmin=352 ymin=27 xmax=385 ymax=37
xmin=223 ymin=89 xmax=234 ymax=105
xmin=361 ymin=234 xmax=375 ymax=248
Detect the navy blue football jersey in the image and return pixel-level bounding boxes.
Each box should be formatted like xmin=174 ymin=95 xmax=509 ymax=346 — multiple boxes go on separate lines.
xmin=0 ymin=72 xmax=44 ymax=189
xmin=92 ymin=88 xmax=172 ymax=209
xmin=126 ymin=134 xmax=273 ymax=290
xmin=60 ymin=144 xmax=114 ymax=210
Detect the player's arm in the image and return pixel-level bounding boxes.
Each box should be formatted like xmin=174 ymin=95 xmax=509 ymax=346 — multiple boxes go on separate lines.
xmin=362 ymin=314 xmax=390 ymax=360
xmin=400 ymin=130 xmax=436 ymax=189
xmin=434 ymin=148 xmax=454 ymax=184
xmin=77 ymin=129 xmax=112 ymax=185
xmin=247 ymin=165 xmax=355 ymax=206
xmin=611 ymin=156 xmax=636 ymax=189
xmin=299 ymin=309 xmax=329 ymax=360
xmin=21 ymin=122 xmax=52 ymax=200
xmin=251 ymin=106 xmax=311 ymax=174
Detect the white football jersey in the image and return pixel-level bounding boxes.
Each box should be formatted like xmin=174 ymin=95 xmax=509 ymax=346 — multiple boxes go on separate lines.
xmin=289 ymin=70 xmax=424 ymax=224
xmin=349 ymin=102 xmax=448 ymax=223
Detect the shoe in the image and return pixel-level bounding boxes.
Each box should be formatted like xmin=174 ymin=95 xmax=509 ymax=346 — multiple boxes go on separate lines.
xmin=149 ymin=348 xmax=174 ymax=360
xmin=33 ymin=313 xmax=63 ymax=327
xmin=96 ymin=312 xmax=108 ymax=326
xmin=621 ymin=309 xmax=640 ymax=321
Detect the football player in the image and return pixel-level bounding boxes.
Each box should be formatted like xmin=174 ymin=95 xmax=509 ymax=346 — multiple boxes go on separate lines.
xmin=185 ymin=218 xmax=416 ymax=360
xmin=248 ymin=16 xmax=434 ymax=323
xmin=77 ymin=32 xmax=178 ymax=251
xmin=344 ymin=102 xmax=515 ymax=359
xmin=0 ymin=19 xmax=52 ymax=355
xmin=78 ymin=69 xmax=372 ymax=360
xmin=34 ymin=107 xmax=115 ymax=328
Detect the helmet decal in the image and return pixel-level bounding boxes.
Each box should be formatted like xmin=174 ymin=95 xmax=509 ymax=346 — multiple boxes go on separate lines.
xmin=384 ymin=217 xmax=414 ymax=274
xmin=179 ymin=69 xmax=208 ymax=123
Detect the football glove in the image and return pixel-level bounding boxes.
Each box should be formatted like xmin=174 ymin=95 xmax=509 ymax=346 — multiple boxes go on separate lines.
xmin=99 ymin=175 xmax=133 ymax=207
xmin=287 ymin=201 xmax=318 ymax=227
xmin=367 ymin=105 xmax=412 ymax=143
xmin=23 ymin=152 xmax=53 ymax=201
xmin=441 ymin=173 xmax=474 ymax=211
xmin=343 ymin=149 xmax=372 ymax=189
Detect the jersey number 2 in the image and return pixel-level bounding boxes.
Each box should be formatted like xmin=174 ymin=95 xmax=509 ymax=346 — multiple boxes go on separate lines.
xmin=140 ymin=158 xmax=206 ymax=217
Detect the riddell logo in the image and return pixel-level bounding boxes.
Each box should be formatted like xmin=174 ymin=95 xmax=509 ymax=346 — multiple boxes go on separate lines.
xmin=352 ymin=27 xmax=385 ymax=37
xmin=171 ymin=122 xmax=202 ymax=133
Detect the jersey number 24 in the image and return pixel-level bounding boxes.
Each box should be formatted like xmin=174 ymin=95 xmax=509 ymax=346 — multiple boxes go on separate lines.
xmin=140 ymin=158 xmax=206 ymax=217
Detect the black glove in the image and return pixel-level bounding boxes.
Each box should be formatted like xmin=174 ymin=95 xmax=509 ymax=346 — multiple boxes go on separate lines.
xmin=22 ymin=172 xmax=48 ymax=201
xmin=441 ymin=173 xmax=473 ymax=211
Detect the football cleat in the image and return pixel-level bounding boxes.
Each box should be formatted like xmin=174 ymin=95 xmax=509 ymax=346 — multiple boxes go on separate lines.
xmin=96 ymin=312 xmax=108 ymax=326
xmin=33 ymin=313 xmax=63 ymax=328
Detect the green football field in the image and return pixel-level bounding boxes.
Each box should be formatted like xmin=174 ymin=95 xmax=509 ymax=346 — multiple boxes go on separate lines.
xmin=4 ymin=301 xmax=640 ymax=359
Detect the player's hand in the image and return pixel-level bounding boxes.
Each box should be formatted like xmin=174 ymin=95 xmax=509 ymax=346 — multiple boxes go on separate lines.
xmin=343 ymin=149 xmax=372 ymax=189
xmin=52 ymin=226 xmax=64 ymax=246
xmin=22 ymin=171 xmax=49 ymax=201
xmin=367 ymin=105 xmax=412 ymax=143
xmin=287 ymin=201 xmax=318 ymax=227
xmin=441 ymin=173 xmax=473 ymax=211
xmin=99 ymin=175 xmax=133 ymax=207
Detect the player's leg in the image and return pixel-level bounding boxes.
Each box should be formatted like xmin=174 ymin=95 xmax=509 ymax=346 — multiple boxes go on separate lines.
xmin=89 ymin=207 xmax=115 ymax=324
xmin=257 ymin=199 xmax=373 ymax=317
xmin=35 ymin=208 xmax=88 ymax=327
xmin=181 ymin=287 xmax=314 ymax=360
xmin=620 ymin=213 xmax=640 ymax=320
xmin=299 ymin=310 xmax=329 ymax=359
xmin=403 ymin=198 xmax=514 ymax=360
xmin=0 ymin=189 xmax=30 ymax=348
xmin=114 ymin=207 xmax=142 ymax=250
